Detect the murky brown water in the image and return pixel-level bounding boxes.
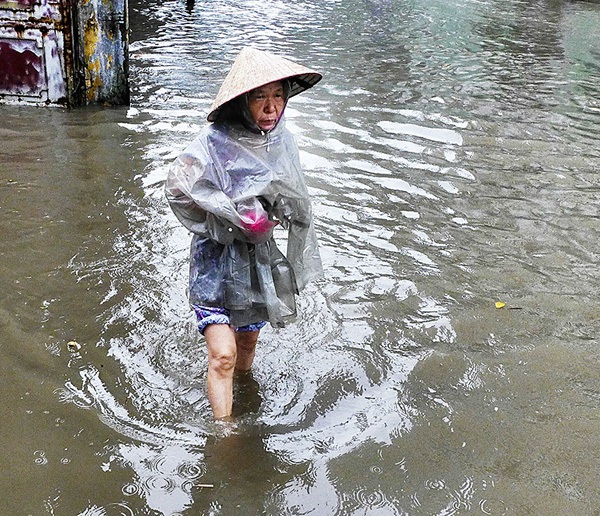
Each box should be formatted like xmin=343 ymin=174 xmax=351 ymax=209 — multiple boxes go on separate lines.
xmin=2 ymin=0 xmax=600 ymax=514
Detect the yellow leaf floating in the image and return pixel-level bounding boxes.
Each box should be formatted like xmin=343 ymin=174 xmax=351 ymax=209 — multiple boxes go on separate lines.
xmin=495 ymin=301 xmax=506 ymax=309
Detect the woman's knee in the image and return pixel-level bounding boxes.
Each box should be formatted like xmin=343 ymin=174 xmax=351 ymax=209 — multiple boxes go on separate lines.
xmin=209 ymin=349 xmax=237 ymax=373
xmin=205 ymin=324 xmax=237 ymax=372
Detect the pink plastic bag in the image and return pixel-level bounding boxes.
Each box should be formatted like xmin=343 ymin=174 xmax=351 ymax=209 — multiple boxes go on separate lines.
xmin=238 ymin=197 xmax=277 ymax=235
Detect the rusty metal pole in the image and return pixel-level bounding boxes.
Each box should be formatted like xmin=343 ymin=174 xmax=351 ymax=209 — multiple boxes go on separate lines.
xmin=76 ymin=0 xmax=129 ymax=105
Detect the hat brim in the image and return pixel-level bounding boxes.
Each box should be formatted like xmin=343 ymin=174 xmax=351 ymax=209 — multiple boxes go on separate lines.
xmin=207 ymin=47 xmax=322 ymax=122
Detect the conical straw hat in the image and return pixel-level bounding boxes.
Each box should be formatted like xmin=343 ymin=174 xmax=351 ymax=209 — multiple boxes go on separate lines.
xmin=207 ymin=47 xmax=322 ymax=122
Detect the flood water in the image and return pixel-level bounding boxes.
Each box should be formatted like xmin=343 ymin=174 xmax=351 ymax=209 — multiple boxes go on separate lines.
xmin=2 ymin=0 xmax=600 ymax=514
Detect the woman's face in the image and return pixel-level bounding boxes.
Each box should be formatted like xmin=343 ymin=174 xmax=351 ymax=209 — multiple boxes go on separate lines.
xmin=248 ymin=81 xmax=285 ymax=131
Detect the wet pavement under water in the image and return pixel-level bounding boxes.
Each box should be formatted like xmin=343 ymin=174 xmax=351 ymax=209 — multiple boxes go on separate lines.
xmin=1 ymin=0 xmax=600 ymax=514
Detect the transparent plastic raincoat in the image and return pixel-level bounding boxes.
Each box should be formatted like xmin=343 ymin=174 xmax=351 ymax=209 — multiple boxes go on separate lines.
xmin=165 ymin=117 xmax=322 ymax=328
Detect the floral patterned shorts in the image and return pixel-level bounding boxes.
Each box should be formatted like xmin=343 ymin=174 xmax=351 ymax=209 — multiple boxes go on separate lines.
xmin=192 ymin=305 xmax=267 ymax=335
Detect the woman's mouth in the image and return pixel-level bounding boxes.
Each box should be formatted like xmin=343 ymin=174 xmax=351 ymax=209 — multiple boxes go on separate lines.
xmin=259 ymin=119 xmax=276 ymax=129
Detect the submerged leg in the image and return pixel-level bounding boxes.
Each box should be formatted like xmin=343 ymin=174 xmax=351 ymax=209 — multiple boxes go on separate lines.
xmin=232 ymin=330 xmax=261 ymax=417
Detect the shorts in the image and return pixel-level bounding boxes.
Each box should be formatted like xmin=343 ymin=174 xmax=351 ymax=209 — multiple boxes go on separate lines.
xmin=192 ymin=305 xmax=267 ymax=335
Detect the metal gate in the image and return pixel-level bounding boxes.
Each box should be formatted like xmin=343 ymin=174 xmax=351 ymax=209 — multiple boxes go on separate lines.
xmin=0 ymin=0 xmax=128 ymax=107
xmin=0 ymin=0 xmax=71 ymax=105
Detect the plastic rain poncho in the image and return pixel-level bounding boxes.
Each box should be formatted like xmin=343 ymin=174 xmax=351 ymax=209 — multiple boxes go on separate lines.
xmin=165 ymin=117 xmax=322 ymax=328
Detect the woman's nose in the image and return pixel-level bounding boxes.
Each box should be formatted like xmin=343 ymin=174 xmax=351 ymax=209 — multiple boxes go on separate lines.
xmin=264 ymin=98 xmax=275 ymax=112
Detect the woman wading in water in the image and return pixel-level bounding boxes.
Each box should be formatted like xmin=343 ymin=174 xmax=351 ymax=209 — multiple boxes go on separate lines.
xmin=165 ymin=47 xmax=323 ymax=419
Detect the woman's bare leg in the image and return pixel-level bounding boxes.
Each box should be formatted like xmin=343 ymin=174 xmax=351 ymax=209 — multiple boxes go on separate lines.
xmin=204 ymin=325 xmax=261 ymax=419
xmin=204 ymin=324 xmax=237 ymax=419
xmin=235 ymin=330 xmax=260 ymax=371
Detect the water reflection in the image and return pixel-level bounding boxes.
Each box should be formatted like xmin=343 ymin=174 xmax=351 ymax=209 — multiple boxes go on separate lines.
xmin=113 ymin=443 xmax=206 ymax=514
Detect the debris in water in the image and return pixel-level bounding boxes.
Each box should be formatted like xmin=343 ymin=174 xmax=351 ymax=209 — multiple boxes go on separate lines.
xmin=67 ymin=341 xmax=81 ymax=352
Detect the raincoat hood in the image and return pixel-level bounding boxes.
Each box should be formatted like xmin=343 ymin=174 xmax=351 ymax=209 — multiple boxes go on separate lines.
xmin=220 ymin=79 xmax=291 ymax=134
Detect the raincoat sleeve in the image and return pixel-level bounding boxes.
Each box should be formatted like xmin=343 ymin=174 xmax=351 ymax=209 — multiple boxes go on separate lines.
xmin=165 ymin=153 xmax=241 ymax=244
xmin=165 ymin=136 xmax=275 ymax=245
xmin=275 ymin=196 xmax=322 ymax=290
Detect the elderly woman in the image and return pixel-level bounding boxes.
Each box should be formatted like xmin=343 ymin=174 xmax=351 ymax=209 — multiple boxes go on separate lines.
xmin=165 ymin=47 xmax=323 ymax=419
